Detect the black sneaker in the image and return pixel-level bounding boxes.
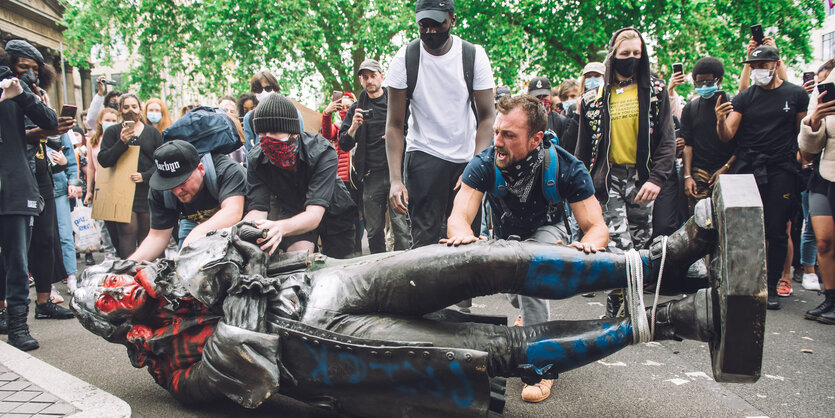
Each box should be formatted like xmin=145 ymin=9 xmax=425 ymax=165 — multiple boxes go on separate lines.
xmin=0 ymin=309 xmax=7 ymax=334
xmin=767 ymin=293 xmax=781 ymax=310
xmin=84 ymin=253 xmax=96 ymax=266
xmin=35 ymin=300 xmax=74 ymax=319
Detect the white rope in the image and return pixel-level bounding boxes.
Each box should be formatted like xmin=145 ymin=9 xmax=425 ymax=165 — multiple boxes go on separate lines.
xmin=623 ymin=235 xmax=668 ymax=343
xmin=649 ymin=236 xmax=668 ymax=339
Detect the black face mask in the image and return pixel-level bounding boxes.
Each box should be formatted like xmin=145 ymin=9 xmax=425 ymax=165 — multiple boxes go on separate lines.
xmin=420 ymin=29 xmax=450 ymax=50
xmin=614 ymin=57 xmax=640 ymax=78
xmin=106 ymin=102 xmax=119 ymax=110
xmin=18 ymin=69 xmax=39 ymax=88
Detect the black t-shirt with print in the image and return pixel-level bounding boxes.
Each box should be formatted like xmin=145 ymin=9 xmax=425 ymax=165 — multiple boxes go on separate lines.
xmin=732 ymin=82 xmax=809 ymax=161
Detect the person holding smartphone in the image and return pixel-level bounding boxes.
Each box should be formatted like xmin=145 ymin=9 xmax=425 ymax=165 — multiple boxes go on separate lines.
xmin=716 ymin=45 xmax=809 ymax=309
xmin=97 ymin=93 xmax=163 ymax=258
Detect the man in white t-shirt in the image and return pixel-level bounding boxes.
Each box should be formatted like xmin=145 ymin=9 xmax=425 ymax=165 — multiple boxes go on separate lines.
xmin=384 ymin=0 xmax=495 ymax=248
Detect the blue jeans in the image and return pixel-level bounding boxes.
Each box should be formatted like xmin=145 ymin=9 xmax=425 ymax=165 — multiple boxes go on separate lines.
xmin=54 ymin=195 xmax=77 ymax=275
xmin=0 ymin=215 xmax=33 ymax=307
xmin=800 ymin=190 xmax=817 ymax=267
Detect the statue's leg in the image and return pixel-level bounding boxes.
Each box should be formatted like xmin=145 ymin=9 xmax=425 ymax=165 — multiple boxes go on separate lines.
xmin=316 ymin=291 xmax=711 ymax=382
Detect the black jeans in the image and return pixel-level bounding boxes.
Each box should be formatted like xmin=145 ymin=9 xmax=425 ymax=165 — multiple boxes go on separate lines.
xmin=0 ymin=215 xmax=33 ymax=306
xmin=28 ymin=196 xmax=66 ymax=294
xmin=363 ymin=169 xmax=409 ymax=253
xmin=758 ymin=168 xmax=799 ymax=292
xmin=403 ymin=151 xmax=479 ymax=248
xmin=652 ymin=163 xmax=685 ymax=239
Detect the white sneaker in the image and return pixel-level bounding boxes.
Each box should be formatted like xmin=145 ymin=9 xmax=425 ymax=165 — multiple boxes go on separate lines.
xmin=49 ymin=286 xmax=64 ymax=304
xmin=802 ymin=273 xmax=821 ymax=291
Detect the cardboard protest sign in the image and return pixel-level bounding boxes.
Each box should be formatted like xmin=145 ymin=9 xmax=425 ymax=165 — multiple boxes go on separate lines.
xmin=91 ymin=145 xmax=139 ymax=223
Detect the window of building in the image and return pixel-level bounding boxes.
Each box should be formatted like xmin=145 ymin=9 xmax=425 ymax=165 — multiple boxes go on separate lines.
xmin=825 ymin=31 xmax=835 ymax=60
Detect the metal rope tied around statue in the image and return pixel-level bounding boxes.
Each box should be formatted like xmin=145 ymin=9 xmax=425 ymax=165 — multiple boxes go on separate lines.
xmin=69 ymin=175 xmax=768 ymax=416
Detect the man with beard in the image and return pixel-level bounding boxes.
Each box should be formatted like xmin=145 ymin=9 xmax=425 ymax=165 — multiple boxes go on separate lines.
xmin=340 ymin=59 xmax=410 ymax=253
xmin=127 ymin=140 xmax=246 ymax=262
xmin=444 ymin=94 xmax=609 ymax=402
xmin=244 ymin=94 xmax=357 ymax=258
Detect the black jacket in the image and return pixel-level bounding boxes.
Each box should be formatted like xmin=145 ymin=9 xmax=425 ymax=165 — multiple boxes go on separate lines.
xmin=0 ymin=66 xmax=58 ymax=216
xmin=338 ymin=89 xmax=384 ymax=185
xmin=574 ymin=28 xmax=676 ymax=203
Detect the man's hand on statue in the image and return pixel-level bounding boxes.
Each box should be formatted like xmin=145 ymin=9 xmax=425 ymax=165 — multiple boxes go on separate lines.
xmin=708 ymin=166 xmax=729 ymax=187
xmin=634 ymin=181 xmax=661 ymax=203
xmin=440 ymin=234 xmax=486 ymax=246
xmin=254 ymin=219 xmax=283 ymax=255
xmin=556 ymin=240 xmax=606 ymax=254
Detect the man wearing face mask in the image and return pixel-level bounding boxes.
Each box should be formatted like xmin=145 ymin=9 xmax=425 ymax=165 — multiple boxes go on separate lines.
xmin=681 ymin=57 xmax=737 ymax=214
xmin=528 ymin=76 xmax=571 ymax=147
xmin=574 ymin=28 xmax=676 ymax=318
xmin=243 ymin=94 xmax=357 ymax=258
xmin=716 ymin=45 xmax=808 ymax=310
xmin=385 ymin=0 xmax=496 ymax=249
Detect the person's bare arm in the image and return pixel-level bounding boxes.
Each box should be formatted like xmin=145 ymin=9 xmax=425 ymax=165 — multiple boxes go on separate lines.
xmin=386 ymin=87 xmax=409 ymax=215
xmin=715 ymin=95 xmax=740 ymax=142
xmin=243 ymin=210 xmax=267 ymax=222
xmin=181 ymin=196 xmax=245 ymax=247
xmin=568 ymin=196 xmax=608 ymax=253
xmin=128 ymin=228 xmax=174 ymax=262
xmin=254 ymin=205 xmax=326 ymax=255
xmin=473 ymin=89 xmax=496 ymax=155
xmin=682 ymin=145 xmax=696 ymax=197
xmin=441 ymin=183 xmax=485 ymax=246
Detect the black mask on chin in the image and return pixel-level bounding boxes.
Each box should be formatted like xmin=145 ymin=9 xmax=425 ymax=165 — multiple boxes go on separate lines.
xmin=613 ymin=57 xmax=640 ymax=78
xmin=420 ymin=29 xmax=451 ymax=50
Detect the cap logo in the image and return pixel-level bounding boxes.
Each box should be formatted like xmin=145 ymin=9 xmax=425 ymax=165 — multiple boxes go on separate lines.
xmin=156 ymin=160 xmax=181 ymax=173
xmin=536 ymin=80 xmax=543 ymax=88
xmin=753 ymin=50 xmax=761 ymax=57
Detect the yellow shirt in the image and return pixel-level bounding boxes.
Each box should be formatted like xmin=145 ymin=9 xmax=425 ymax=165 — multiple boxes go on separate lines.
xmin=608 ymin=85 xmax=639 ymax=165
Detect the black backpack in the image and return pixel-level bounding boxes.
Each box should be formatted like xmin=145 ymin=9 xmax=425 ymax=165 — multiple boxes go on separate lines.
xmin=405 ymin=38 xmax=478 ymax=119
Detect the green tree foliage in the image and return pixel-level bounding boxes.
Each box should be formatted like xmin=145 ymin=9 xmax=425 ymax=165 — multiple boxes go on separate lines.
xmin=60 ymin=0 xmax=823 ymax=101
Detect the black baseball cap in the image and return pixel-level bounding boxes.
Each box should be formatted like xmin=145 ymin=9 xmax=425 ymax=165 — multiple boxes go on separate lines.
xmin=415 ymin=0 xmax=454 ymax=23
xmin=742 ymin=45 xmax=780 ymax=64
xmin=149 ymin=140 xmax=200 ymax=190
xmin=528 ymin=76 xmax=552 ymax=97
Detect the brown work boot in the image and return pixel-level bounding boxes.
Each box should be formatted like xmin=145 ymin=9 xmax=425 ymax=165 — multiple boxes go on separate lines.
xmin=521 ymin=379 xmax=553 ymax=402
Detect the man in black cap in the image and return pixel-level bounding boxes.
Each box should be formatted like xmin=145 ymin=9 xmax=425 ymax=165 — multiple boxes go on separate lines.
xmin=127 ymin=140 xmax=246 ymax=262
xmin=528 ymin=76 xmax=570 ymax=145
xmin=244 ymin=94 xmax=357 ymax=258
xmin=716 ymin=44 xmax=809 ymax=309
xmin=384 ymin=0 xmax=496 ymax=249
xmin=339 ymin=58 xmax=410 ymax=253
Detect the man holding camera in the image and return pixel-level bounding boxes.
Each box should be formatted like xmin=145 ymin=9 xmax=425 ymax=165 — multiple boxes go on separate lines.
xmin=716 ymin=45 xmax=808 ymax=309
xmin=339 ymin=59 xmax=409 ymax=253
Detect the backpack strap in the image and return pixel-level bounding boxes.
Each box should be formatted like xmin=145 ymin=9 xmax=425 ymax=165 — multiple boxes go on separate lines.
xmin=405 ymin=39 xmax=422 ymax=101
xmin=461 ymin=40 xmax=478 ymax=120
xmin=542 ymin=143 xmax=572 ymax=237
xmin=161 ymin=153 xmax=219 ymax=212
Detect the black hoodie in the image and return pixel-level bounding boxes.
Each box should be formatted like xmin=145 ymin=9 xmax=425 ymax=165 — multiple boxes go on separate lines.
xmin=574 ymin=28 xmax=676 ymax=203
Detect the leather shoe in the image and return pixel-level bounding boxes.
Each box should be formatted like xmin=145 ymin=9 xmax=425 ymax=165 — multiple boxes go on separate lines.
xmin=521 ymin=379 xmax=553 ymax=403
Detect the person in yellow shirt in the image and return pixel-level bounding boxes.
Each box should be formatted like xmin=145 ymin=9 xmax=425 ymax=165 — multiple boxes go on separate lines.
xmin=574 ymin=27 xmax=677 ymax=317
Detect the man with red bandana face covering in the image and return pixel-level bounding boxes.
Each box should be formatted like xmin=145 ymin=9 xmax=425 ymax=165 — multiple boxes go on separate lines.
xmin=528 ymin=76 xmax=571 ymax=147
xmin=243 ymin=94 xmax=357 ymax=258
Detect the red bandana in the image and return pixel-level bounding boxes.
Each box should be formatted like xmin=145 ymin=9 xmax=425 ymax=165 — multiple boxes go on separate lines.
xmin=261 ymin=135 xmax=297 ymax=171
xmin=540 ymin=98 xmax=552 ymax=114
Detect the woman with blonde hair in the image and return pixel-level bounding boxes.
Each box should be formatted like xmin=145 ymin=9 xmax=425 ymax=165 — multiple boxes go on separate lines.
xmin=144 ymin=98 xmax=173 ymax=133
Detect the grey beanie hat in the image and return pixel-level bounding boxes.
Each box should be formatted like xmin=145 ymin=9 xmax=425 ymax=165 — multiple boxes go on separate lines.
xmin=252 ymin=94 xmax=300 ymax=134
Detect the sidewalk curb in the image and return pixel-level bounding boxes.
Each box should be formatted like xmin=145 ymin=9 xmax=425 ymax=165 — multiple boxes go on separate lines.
xmin=0 ymin=340 xmax=131 ymax=417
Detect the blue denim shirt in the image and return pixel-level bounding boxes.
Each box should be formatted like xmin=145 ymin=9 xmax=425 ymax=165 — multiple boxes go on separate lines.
xmin=51 ymin=132 xmax=78 ymax=198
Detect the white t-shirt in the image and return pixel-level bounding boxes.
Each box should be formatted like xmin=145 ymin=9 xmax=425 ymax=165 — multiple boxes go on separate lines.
xmin=385 ymin=36 xmax=495 ymax=163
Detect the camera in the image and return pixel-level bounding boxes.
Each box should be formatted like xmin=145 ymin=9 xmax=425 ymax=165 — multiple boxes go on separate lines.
xmin=99 ymin=79 xmax=118 ymax=86
xmin=360 ymin=109 xmax=373 ymax=119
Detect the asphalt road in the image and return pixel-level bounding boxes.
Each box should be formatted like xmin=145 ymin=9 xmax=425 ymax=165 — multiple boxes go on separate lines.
xmin=12 ymin=253 xmax=835 ymax=417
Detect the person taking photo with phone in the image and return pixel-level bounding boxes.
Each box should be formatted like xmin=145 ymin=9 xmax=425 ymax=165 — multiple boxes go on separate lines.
xmin=716 ymin=45 xmax=809 ymax=310
xmin=97 ymin=93 xmax=163 ymax=258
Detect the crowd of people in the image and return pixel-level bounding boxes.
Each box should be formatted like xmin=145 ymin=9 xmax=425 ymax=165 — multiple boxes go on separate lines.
xmin=1 ymin=0 xmax=833 ymax=406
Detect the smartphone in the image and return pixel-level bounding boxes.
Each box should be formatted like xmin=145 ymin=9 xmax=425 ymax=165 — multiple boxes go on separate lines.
xmin=751 ymin=24 xmax=764 ymax=45
xmin=804 ymin=72 xmax=816 ymax=85
xmin=122 ymin=120 xmax=136 ymax=129
xmin=60 ymin=104 xmax=78 ymax=118
xmin=332 ymin=90 xmax=344 ymax=102
xmin=818 ymin=83 xmax=835 ymax=103
xmin=716 ymin=90 xmax=730 ymax=103
xmin=672 ymin=63 xmax=683 ymax=74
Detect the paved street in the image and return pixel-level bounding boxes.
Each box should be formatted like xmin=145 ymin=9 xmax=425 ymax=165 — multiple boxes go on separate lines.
xmin=6 ymin=252 xmax=835 ymax=417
